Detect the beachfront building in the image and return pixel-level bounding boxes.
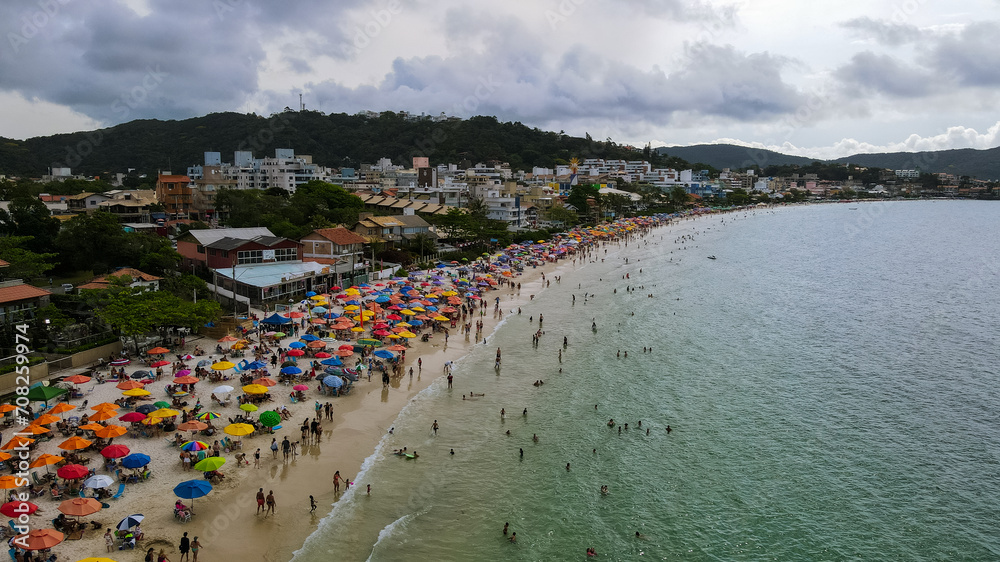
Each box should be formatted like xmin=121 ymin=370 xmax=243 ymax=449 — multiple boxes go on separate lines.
xmin=211 ymin=261 xmax=343 ymax=307
xmin=176 ymin=227 xmax=276 ymax=273
xmin=76 ymin=267 xmax=163 ymax=292
xmin=0 ymin=260 xmax=52 ymax=325
xmin=300 ymin=227 xmax=370 ymax=286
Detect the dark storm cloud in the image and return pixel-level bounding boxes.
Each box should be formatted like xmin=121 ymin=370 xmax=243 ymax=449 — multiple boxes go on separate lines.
xmin=833 ymin=52 xmax=934 ymax=98
xmin=929 ymin=21 xmax=1000 ymax=86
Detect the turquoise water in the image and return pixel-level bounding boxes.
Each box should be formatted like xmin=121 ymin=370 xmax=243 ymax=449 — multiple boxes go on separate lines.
xmin=293 ymin=201 xmax=1000 ymax=561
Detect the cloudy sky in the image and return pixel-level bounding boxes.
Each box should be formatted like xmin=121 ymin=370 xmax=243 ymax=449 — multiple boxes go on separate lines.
xmin=2 ymin=0 xmax=999 ymax=159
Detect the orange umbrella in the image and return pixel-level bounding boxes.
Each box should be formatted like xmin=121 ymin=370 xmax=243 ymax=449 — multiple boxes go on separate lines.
xmin=19 ymin=425 xmax=50 ymax=435
xmin=252 ymin=377 xmax=278 ymax=387
xmin=93 ymin=425 xmax=127 ymax=439
xmin=13 ymin=528 xmax=63 ymax=550
xmin=0 ymin=452 xmax=9 ymax=462
xmin=177 ymin=420 xmax=208 ymax=432
xmin=78 ymin=423 xmax=105 ymax=431
xmin=90 ymin=403 xmax=119 ymax=412
xmin=1 ymin=437 xmax=33 ymax=450
xmin=116 ymin=380 xmax=145 ymax=390
xmin=0 ymin=475 xmax=24 ymax=489
xmin=146 ymin=347 xmax=170 ymax=355
xmin=63 ymin=374 xmax=91 ymax=384
xmin=58 ymin=497 xmax=102 ymax=517
xmin=0 ymin=404 xmax=17 ymax=414
xmin=218 ymin=335 xmax=238 ymax=342
xmin=173 ymin=375 xmax=200 ymax=385
xmin=29 ymin=454 xmax=64 ymax=468
xmin=33 ymin=414 xmax=60 ymax=426
xmin=47 ymin=403 xmax=75 ymax=415
xmin=88 ymin=410 xmax=117 ymax=422
xmin=57 ymin=436 xmax=92 ymax=451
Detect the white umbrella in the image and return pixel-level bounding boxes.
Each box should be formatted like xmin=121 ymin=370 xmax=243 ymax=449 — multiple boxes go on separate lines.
xmin=213 ymin=385 xmax=234 ymax=394
xmin=117 ymin=514 xmax=144 ymax=531
xmin=84 ymin=475 xmax=115 ymax=489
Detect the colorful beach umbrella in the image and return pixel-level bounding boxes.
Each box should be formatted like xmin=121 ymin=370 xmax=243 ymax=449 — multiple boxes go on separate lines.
xmin=180 ymin=441 xmax=210 ymax=452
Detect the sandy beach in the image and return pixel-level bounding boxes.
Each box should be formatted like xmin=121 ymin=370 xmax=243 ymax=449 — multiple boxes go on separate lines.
xmin=30 ymin=242 xmax=574 ymax=561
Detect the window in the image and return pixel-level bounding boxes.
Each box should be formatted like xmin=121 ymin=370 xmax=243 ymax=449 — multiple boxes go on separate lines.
xmin=196 ymin=245 xmax=205 ymax=254
xmin=209 ymin=249 xmax=216 ymax=256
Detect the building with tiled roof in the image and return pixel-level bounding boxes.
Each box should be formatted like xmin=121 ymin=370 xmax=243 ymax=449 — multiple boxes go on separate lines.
xmin=77 ymin=268 xmax=163 ymax=291
xmin=0 ymin=281 xmax=51 ymax=325
xmin=300 ymin=227 xmax=369 ymax=282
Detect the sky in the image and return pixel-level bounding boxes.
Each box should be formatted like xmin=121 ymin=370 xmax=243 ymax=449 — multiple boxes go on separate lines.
xmin=2 ymin=0 xmax=1000 ymax=160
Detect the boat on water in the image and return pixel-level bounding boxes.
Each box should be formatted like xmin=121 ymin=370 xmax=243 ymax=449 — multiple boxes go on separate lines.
xmin=707 ymin=256 xmax=716 ymax=260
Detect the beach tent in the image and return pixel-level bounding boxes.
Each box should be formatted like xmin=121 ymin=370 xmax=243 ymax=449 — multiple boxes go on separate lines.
xmin=261 ymin=313 xmax=292 ymax=325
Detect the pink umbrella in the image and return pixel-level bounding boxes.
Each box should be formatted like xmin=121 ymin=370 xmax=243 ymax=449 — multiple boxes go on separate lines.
xmin=292 ymin=385 xmax=309 ymax=391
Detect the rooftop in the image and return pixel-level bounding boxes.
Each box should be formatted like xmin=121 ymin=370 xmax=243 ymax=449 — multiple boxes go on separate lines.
xmin=0 ymin=283 xmax=51 ymax=304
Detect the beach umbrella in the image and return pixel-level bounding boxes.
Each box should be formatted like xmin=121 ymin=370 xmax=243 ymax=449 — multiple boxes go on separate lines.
xmin=245 ymin=361 xmax=268 ymax=370
xmin=224 ymin=423 xmax=254 ymax=437
xmin=0 ymin=500 xmax=37 ymax=518
xmin=336 ymin=349 xmax=355 ymax=357
xmin=196 ymin=412 xmax=221 ymax=421
xmin=89 ymin=409 xmax=117 ymax=422
xmin=175 ymin=369 xmax=192 ymax=377
xmin=122 ymin=388 xmax=151 ymax=397
xmin=287 ymin=341 xmax=306 ymax=349
xmin=373 ymin=350 xmax=395 ymax=359
xmin=148 ymin=408 xmax=180 ymax=418
xmin=181 ymin=354 xmax=194 ymax=360
xmin=153 ymin=401 xmax=171 ymax=409
xmin=100 ymin=444 xmax=130 ymax=459
xmin=258 ymin=411 xmax=280 ymax=427
xmin=109 ymin=358 xmax=130 ymax=366
xmin=173 ymin=479 xmax=212 ymax=509
xmin=94 ymin=424 xmax=128 ymax=439
xmin=120 ymin=454 xmax=150 ymax=469
xmin=29 ymin=454 xmax=64 ymax=469
xmin=147 ymin=347 xmax=169 ymax=355
xmin=299 ymin=334 xmax=319 ymax=341
xmin=78 ymin=422 xmax=106 ymax=432
xmin=358 ymin=338 xmax=383 ymax=347
xmin=253 ymin=377 xmax=278 ymax=387
xmin=20 ymin=424 xmax=50 ymax=435
xmin=117 ymin=514 xmax=144 ymax=531
xmin=193 ymin=457 xmax=226 ymax=472
xmin=150 ymin=360 xmax=171 ymax=368
xmin=135 ymin=404 xmax=157 ymax=415
xmin=46 ymin=403 xmax=76 ymax=416
xmin=58 ymin=436 xmax=92 ymax=451
xmin=0 ymin=452 xmax=10 ymax=462
xmin=313 ymin=351 xmax=332 ymax=359
xmin=26 ymin=385 xmax=66 ymax=403
xmin=196 ymin=360 xmax=211 ymax=367
xmin=75 ymin=558 xmax=120 ymax=562
xmin=56 ymin=464 xmax=89 ymax=480
xmin=180 ymin=441 xmax=210 ymax=452
xmin=320 ymin=357 xmax=343 ymax=367
xmin=1 ymin=437 xmax=33 ymax=451
xmin=213 ymin=385 xmax=234 ymax=394
xmin=242 ymin=384 xmax=268 ymax=395
xmin=387 ymin=345 xmax=406 ymax=351
xmin=286 ymin=349 xmax=305 ymax=357
xmin=218 ymin=335 xmax=238 ymax=343
xmin=91 ymin=403 xmax=119 ymax=412
xmin=279 ymin=366 xmax=301 ymax=376
xmin=285 ymin=311 xmax=305 ymax=319
xmin=173 ymin=375 xmax=200 ymax=385
xmin=141 ymin=417 xmax=162 ymax=426
xmin=292 ymin=384 xmax=309 ymax=391
xmin=58 ymin=497 xmax=102 ymax=517
xmin=119 ymin=412 xmax=146 ymax=423
xmin=116 ymin=381 xmax=145 ymax=391
xmin=322 ymin=375 xmax=343 ymax=389
xmin=239 ymin=403 xmax=258 ymax=413
xmin=398 ymin=331 xmax=417 ymax=339
xmin=211 ymin=361 xmax=236 ymax=371
xmin=13 ymin=528 xmax=63 ymax=550
xmin=0 ymin=476 xmax=23 ymax=489
xmin=177 ymin=420 xmax=208 ymax=432
xmin=63 ymin=374 xmax=91 ymax=385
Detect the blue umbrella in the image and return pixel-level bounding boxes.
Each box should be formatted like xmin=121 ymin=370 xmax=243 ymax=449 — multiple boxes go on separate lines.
xmin=280 ymin=366 xmax=302 ymax=375
xmin=305 ymin=291 xmax=317 ymax=298
xmin=409 ymin=319 xmax=423 ymax=326
xmin=373 ymin=350 xmax=395 ymax=359
xmin=320 ymin=357 xmax=343 ymax=367
xmin=287 ymin=341 xmax=306 ymax=349
xmin=174 ymin=479 xmax=213 ymax=509
xmin=312 ymin=306 xmax=328 ymax=314
xmin=246 ymin=361 xmax=267 ymax=370
xmin=374 ymin=295 xmax=390 ymax=303
xmin=344 ymin=300 xmax=360 ymax=306
xmin=135 ymin=404 xmax=156 ymax=414
xmin=299 ymin=334 xmax=319 ymax=342
xmin=121 ymin=453 xmax=151 ymax=469
xmin=322 ymin=375 xmax=343 ymax=388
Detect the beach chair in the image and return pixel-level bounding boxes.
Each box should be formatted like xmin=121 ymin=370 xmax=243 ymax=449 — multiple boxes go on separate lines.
xmin=110 ymin=483 xmax=125 ymax=500
xmin=31 ymin=472 xmax=42 ymax=486
xmin=163 ymin=437 xmax=176 ymax=447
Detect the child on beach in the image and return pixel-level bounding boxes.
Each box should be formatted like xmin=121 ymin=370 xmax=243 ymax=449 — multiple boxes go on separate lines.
xmin=309 ymin=495 xmax=316 ymax=513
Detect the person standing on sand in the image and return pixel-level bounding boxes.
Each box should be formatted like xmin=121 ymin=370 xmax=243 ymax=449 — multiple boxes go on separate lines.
xmin=265 ymin=490 xmax=276 ymax=517
xmin=254 ymin=448 xmax=261 ymax=469
xmin=191 ymin=536 xmax=202 ymax=562
xmin=432 ymin=420 xmax=439 ymax=435
xmin=256 ymin=488 xmax=266 ymax=515
xmin=178 ymin=531 xmax=190 ymax=562
xmin=333 ymin=471 xmax=342 ymax=493
xmin=270 ymin=438 xmax=278 ymax=458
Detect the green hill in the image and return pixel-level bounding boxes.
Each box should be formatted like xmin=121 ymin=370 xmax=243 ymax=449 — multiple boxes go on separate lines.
xmin=0 ymin=111 xmax=679 ymax=178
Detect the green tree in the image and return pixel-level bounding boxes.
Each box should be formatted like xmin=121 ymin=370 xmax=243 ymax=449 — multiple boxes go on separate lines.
xmin=0 ymin=197 xmax=62 ymax=255
xmin=543 ymin=205 xmax=578 ymax=227
xmin=0 ymin=236 xmax=58 ymax=280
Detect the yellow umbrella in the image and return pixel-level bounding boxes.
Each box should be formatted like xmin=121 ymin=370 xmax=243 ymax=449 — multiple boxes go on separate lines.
xmin=147 ymin=408 xmax=180 ymax=418
xmin=396 ymin=322 xmax=412 ymax=328
xmin=350 ymin=327 xmax=364 ymax=333
xmin=310 ymin=295 xmax=326 ymax=301
xmin=242 ymin=384 xmax=268 ymax=395
xmin=386 ymin=334 xmax=400 ymax=339
xmin=400 ymin=309 xmax=416 ymax=316
xmin=441 ymin=291 xmax=458 ymax=296
xmin=141 ymin=417 xmax=162 ymax=426
xmin=411 ymin=307 xmax=425 ymax=312
xmin=224 ymin=423 xmax=255 ymax=436
xmin=433 ymin=316 xmax=449 ymax=322
xmin=343 ymin=305 xmax=360 ymax=312
xmin=344 ymin=288 xmax=361 ymax=295
xmin=122 ymin=388 xmax=151 ymax=397
xmin=399 ymin=331 xmax=417 ymax=339
xmin=211 ymin=361 xmax=236 ymax=371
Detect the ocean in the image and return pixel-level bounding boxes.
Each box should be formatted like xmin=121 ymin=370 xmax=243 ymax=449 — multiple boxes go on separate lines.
xmin=292 ymin=200 xmax=1000 ymax=561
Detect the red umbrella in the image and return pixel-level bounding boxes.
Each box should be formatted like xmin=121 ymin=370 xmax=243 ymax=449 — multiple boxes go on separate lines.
xmin=286 ymin=349 xmax=305 ymax=357
xmin=285 ymin=311 xmax=305 ymax=318
xmin=56 ymin=464 xmax=89 ymax=480
xmin=100 ymin=444 xmax=130 ymax=459
xmin=119 ymin=412 xmax=147 ymax=423
xmin=150 ymin=360 xmax=171 ymax=368
xmin=338 ymin=344 xmax=354 ymax=351
xmin=0 ymin=501 xmax=37 ymax=518
xmin=314 ymin=352 xmax=332 ymax=358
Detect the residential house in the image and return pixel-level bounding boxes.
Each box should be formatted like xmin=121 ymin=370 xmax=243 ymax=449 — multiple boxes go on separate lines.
xmin=176 ymin=227 xmax=276 ymax=272
xmin=76 ymin=267 xmax=163 ymax=292
xmin=155 ymin=174 xmax=194 ymax=218
xmin=0 ymin=260 xmax=52 ymax=325
xmin=300 ymin=227 xmax=371 ymax=287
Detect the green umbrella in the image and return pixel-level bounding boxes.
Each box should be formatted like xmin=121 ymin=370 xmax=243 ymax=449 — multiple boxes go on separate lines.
xmin=26 ymin=385 xmax=67 ymax=402
xmin=154 ymin=401 xmax=171 ymax=409
xmin=273 ymin=332 xmax=286 ymax=338
xmin=258 ymin=411 xmax=281 ymax=427
xmin=239 ymin=403 xmax=258 ymax=413
xmin=358 ymin=339 xmax=383 ymax=347
xmin=193 ymin=457 xmax=226 ymax=472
